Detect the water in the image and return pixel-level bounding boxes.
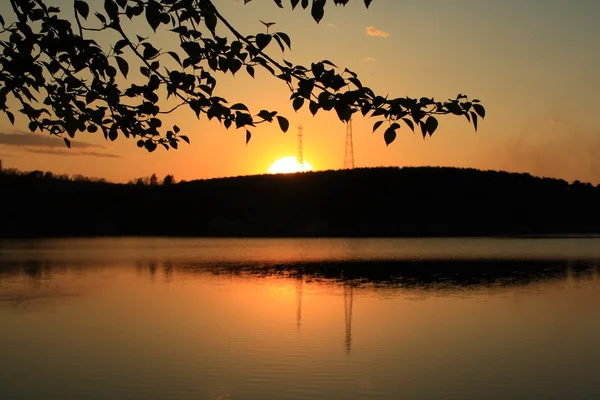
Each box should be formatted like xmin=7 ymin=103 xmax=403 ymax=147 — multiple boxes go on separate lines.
xmin=1 ymin=237 xmax=600 ymax=399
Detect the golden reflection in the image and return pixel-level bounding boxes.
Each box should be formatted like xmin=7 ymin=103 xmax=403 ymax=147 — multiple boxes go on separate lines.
xmin=344 ymin=284 xmax=354 ymax=354
xmin=296 ymin=277 xmax=303 ymax=331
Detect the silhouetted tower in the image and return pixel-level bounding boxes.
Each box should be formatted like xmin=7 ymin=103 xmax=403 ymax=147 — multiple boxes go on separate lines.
xmin=344 ymin=118 xmax=354 ymax=169
xmin=344 ymin=284 xmax=354 ymax=354
xmin=297 ymin=124 xmax=304 ymax=171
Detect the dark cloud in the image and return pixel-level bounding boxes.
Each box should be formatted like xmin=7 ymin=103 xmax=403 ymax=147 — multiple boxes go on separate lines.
xmin=0 ymin=132 xmax=104 ymax=149
xmin=24 ymin=148 xmax=121 ymax=158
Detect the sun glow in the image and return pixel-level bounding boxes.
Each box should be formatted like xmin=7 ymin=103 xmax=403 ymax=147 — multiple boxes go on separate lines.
xmin=268 ymin=156 xmax=313 ymax=174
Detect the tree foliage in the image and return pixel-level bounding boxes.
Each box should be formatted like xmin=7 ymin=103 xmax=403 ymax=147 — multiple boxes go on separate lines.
xmin=0 ymin=0 xmax=485 ymax=151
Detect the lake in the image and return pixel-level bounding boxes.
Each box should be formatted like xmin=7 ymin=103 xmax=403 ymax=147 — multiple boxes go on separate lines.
xmin=1 ymin=237 xmax=600 ymax=399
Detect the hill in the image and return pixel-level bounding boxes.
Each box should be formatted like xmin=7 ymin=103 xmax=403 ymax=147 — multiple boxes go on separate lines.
xmin=1 ymin=167 xmax=599 ymax=238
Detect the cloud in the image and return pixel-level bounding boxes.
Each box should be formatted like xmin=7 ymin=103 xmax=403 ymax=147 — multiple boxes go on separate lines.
xmin=549 ymin=118 xmax=561 ymax=125
xmin=327 ymin=23 xmax=337 ymax=28
xmin=366 ymin=26 xmax=390 ymax=38
xmin=23 ymin=148 xmax=121 ymax=158
xmin=0 ymin=132 xmax=104 ymax=149
xmin=363 ymin=57 xmax=376 ymax=62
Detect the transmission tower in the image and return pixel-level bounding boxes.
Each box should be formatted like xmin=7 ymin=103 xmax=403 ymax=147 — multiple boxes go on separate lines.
xmin=344 ymin=118 xmax=354 ymax=169
xmin=297 ymin=124 xmax=304 ymax=171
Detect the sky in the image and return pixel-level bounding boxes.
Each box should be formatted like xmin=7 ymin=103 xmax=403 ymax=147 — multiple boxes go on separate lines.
xmin=1 ymin=0 xmax=599 ymax=184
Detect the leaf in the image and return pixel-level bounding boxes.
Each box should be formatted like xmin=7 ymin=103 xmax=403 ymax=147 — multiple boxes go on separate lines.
xmin=64 ymin=138 xmax=71 ymax=149
xmin=293 ymin=97 xmax=304 ymax=111
xmin=246 ymin=129 xmax=251 ymax=145
xmin=470 ymin=111 xmax=478 ymax=131
xmin=256 ymin=33 xmax=272 ymax=50
xmin=276 ymin=32 xmax=291 ymax=49
xmin=75 ymin=1 xmax=90 ymax=19
xmin=0 ymin=14 xmax=4 ymax=27
xmin=230 ymin=103 xmax=249 ymax=111
xmin=167 ymin=51 xmax=181 ymax=66
xmin=473 ymin=104 xmax=486 ymax=119
xmin=425 ymin=116 xmax=438 ymax=136
xmin=311 ymin=0 xmax=325 ymax=23
xmin=372 ymin=120 xmax=384 ymax=133
xmin=364 ymin=0 xmax=372 ymax=8
xmin=173 ymin=125 xmax=180 ymax=133
xmin=6 ymin=111 xmax=14 ymax=125
xmin=180 ymin=135 xmax=190 ymax=144
xmin=115 ymin=56 xmax=129 ymax=78
xmin=384 ymin=127 xmax=396 ymax=146
xmin=109 ymin=126 xmax=118 ymax=141
xmin=276 ymin=116 xmax=289 ymax=132
xmin=401 ymin=118 xmax=414 ymax=132
xmin=309 ymin=101 xmax=319 ymax=116
xmin=419 ymin=121 xmax=427 ymax=138
xmin=246 ymin=65 xmax=255 ymax=78
xmin=145 ymin=0 xmax=161 ymax=32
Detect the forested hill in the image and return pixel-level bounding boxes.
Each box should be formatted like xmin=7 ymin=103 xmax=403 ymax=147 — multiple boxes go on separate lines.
xmin=1 ymin=167 xmax=599 ymax=238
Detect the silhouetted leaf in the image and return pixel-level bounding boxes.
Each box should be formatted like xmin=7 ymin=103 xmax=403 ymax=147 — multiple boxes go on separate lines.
xmin=230 ymin=103 xmax=249 ymax=111
xmin=75 ymin=1 xmax=89 ymax=19
xmin=276 ymin=32 xmax=292 ymax=49
xmin=6 ymin=111 xmax=14 ymax=125
xmin=256 ymin=33 xmax=272 ymax=49
xmin=276 ymin=116 xmax=289 ymax=132
xmin=64 ymin=138 xmax=71 ymax=148
xmin=470 ymin=111 xmax=478 ymax=131
xmin=311 ymin=0 xmax=325 ymax=23
xmin=145 ymin=0 xmax=161 ymax=31
xmin=180 ymin=135 xmax=190 ymax=144
xmin=309 ymin=101 xmax=319 ymax=116
xmin=420 ymin=121 xmax=427 ymax=138
xmin=246 ymin=130 xmax=251 ymax=144
xmin=425 ymin=116 xmax=438 ymax=135
xmin=0 ymin=14 xmax=4 ymax=27
xmin=473 ymin=104 xmax=486 ymax=118
xmin=167 ymin=51 xmax=181 ymax=66
xmin=144 ymin=139 xmax=157 ymax=152
xmin=293 ymin=97 xmax=304 ymax=111
xmin=115 ymin=56 xmax=129 ymax=78
xmin=402 ymin=118 xmax=415 ymax=132
xmin=384 ymin=127 xmax=396 ymax=146
xmin=372 ymin=120 xmax=384 ymax=133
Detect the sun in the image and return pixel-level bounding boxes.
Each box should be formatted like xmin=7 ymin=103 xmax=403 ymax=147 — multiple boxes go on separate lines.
xmin=268 ymin=156 xmax=313 ymax=174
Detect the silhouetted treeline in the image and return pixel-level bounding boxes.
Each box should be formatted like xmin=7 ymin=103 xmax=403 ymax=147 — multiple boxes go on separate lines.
xmin=1 ymin=167 xmax=599 ymax=237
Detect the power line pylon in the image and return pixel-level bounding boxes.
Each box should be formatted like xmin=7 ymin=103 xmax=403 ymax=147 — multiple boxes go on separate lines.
xmin=344 ymin=118 xmax=354 ymax=169
xmin=297 ymin=124 xmax=304 ymax=171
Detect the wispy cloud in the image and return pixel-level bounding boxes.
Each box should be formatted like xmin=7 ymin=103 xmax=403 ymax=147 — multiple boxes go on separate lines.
xmin=0 ymin=132 xmax=104 ymax=149
xmin=327 ymin=23 xmax=337 ymax=28
xmin=366 ymin=26 xmax=390 ymax=38
xmin=363 ymin=57 xmax=376 ymax=62
xmin=24 ymin=148 xmax=121 ymax=158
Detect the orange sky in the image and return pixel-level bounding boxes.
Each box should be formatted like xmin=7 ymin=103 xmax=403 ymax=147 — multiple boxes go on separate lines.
xmin=1 ymin=0 xmax=599 ymax=184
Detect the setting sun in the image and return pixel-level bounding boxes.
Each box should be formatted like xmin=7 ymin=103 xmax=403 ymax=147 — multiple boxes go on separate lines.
xmin=268 ymin=157 xmax=313 ymax=174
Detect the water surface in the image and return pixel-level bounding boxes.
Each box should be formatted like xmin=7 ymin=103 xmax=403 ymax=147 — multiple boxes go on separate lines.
xmin=1 ymin=237 xmax=600 ymax=399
